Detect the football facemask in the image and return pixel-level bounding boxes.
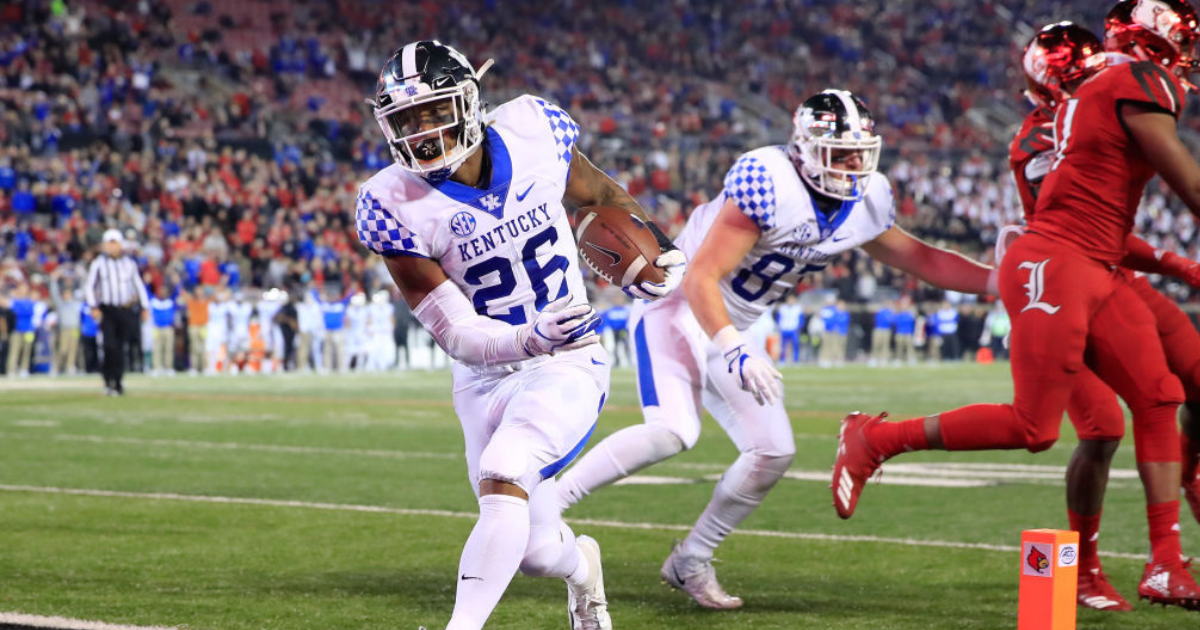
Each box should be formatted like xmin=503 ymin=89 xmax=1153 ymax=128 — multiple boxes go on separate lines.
xmin=371 ymin=40 xmax=489 ymax=180
xmin=789 ymin=89 xmax=882 ymax=201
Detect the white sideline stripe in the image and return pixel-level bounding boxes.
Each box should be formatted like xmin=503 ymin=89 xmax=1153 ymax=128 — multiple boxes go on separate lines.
xmin=0 ymin=484 xmax=1149 ymax=561
xmin=0 ymin=432 xmax=458 ymax=461
xmin=0 ymin=612 xmax=177 ymax=630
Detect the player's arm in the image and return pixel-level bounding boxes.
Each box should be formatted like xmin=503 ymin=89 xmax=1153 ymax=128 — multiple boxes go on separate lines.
xmin=1124 ymin=102 xmax=1200 ymax=224
xmin=862 ymin=226 xmax=997 ymax=295
xmin=682 ymin=197 xmax=782 ymax=405
xmin=381 ymin=255 xmax=599 ymax=367
xmin=1119 ymin=233 xmax=1200 ymax=287
xmin=563 ymin=146 xmax=685 ymax=300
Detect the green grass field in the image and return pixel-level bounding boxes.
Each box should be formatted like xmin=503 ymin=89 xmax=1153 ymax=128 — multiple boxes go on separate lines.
xmin=1 ymin=363 xmax=1197 ymax=629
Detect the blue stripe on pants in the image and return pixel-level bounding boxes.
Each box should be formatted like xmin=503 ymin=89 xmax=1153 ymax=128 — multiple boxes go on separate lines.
xmin=540 ymin=419 xmax=598 ymax=480
xmin=634 ymin=319 xmax=659 ymax=406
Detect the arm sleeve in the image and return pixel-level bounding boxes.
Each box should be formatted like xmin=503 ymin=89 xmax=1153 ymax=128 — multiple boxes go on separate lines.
xmin=723 ymin=153 xmax=777 ymax=231
xmin=411 ymin=280 xmax=533 ymax=367
xmin=1120 ymin=234 xmax=1194 ymax=277
xmin=84 ymin=259 xmax=100 ymax=308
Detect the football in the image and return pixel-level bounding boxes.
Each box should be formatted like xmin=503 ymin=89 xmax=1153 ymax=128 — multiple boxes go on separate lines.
xmin=574 ymin=205 xmax=666 ymax=288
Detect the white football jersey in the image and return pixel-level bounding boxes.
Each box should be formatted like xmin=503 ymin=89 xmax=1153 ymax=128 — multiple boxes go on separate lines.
xmin=346 ymin=303 xmax=369 ymax=335
xmin=675 ymin=146 xmax=895 ymax=330
xmin=355 ymin=95 xmax=588 ymax=326
xmin=228 ymin=301 xmax=253 ymax=336
xmin=368 ymin=302 xmax=393 ymax=336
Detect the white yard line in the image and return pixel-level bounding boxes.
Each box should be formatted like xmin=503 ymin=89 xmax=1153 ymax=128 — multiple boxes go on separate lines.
xmin=0 ymin=484 xmax=1149 ymax=561
xmin=0 ymin=612 xmax=178 ymax=630
xmin=0 ymin=432 xmax=458 ymax=460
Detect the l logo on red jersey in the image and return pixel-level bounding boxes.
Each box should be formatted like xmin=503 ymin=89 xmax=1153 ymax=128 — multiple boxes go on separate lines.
xmin=1018 ymin=259 xmax=1060 ymax=314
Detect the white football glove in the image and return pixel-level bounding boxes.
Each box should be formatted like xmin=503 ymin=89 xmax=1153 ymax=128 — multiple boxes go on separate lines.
xmin=714 ymin=325 xmax=783 ymax=406
xmin=624 ymin=249 xmax=687 ymax=301
xmin=520 ymin=296 xmax=601 ymax=357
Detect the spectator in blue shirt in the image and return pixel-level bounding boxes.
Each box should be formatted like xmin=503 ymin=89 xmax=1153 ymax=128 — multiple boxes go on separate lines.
xmin=149 ymin=284 xmax=179 ymax=375
xmin=11 ymin=180 xmax=35 ymax=215
xmin=316 ymin=287 xmax=351 ymax=373
xmin=602 ymin=296 xmax=631 ymax=367
xmin=818 ymin=297 xmax=848 ymax=368
xmin=931 ymin=300 xmax=961 ymax=362
xmin=776 ymin=294 xmax=804 ymax=365
xmin=870 ymin=301 xmax=895 ymax=366
xmin=5 ymin=283 xmax=44 ymax=377
xmin=892 ymin=297 xmax=917 ymax=364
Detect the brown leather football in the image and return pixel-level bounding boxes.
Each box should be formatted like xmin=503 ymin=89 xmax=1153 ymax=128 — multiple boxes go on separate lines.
xmin=574 ymin=206 xmax=666 ymax=288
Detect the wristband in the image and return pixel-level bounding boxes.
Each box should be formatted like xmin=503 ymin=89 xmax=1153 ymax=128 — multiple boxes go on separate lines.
xmin=713 ymin=325 xmax=744 ymax=355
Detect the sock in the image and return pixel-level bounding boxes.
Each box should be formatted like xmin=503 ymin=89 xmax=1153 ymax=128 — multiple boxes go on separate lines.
xmin=557 ymin=423 xmax=684 ymax=510
xmin=864 ymin=418 xmax=930 ymax=460
xmin=1068 ymin=509 xmax=1103 ymax=572
xmin=681 ymin=452 xmax=792 ymax=558
xmin=1146 ymin=500 xmax=1183 ymax=566
xmin=446 ymin=494 xmax=530 ymax=630
xmin=519 ymin=479 xmax=587 ymax=584
xmin=937 ymin=404 xmax=1028 ymax=451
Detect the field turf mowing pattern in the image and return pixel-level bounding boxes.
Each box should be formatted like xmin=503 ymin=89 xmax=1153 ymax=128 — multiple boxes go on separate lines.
xmin=1 ymin=363 xmax=1197 ymax=629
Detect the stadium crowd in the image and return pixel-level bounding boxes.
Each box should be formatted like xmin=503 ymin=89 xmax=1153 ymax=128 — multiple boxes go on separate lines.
xmin=1 ymin=0 xmax=1198 ymax=378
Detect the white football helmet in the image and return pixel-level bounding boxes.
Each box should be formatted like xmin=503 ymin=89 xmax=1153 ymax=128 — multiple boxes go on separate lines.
xmin=788 ymin=89 xmax=882 ymax=201
xmin=370 ymin=40 xmax=491 ymax=181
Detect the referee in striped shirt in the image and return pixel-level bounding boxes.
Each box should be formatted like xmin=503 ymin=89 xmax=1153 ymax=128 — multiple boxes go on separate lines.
xmin=86 ymin=229 xmax=149 ymax=396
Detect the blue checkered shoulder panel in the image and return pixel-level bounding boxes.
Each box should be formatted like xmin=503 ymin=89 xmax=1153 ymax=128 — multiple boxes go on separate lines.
xmin=355 ymin=189 xmax=427 ymax=258
xmin=534 ymin=98 xmax=579 ymax=164
xmin=723 ymin=154 xmax=777 ymax=231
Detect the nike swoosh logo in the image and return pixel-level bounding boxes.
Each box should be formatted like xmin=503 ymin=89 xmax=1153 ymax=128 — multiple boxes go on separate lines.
xmin=672 ymin=564 xmax=686 ymax=586
xmin=515 ymin=182 xmax=535 ymax=201
xmin=460 ymin=574 xmax=483 ymax=581
xmin=591 ymin=358 xmax=604 ymax=365
xmin=832 ymin=235 xmax=850 ymax=242
xmin=586 ymin=243 xmax=622 ymax=265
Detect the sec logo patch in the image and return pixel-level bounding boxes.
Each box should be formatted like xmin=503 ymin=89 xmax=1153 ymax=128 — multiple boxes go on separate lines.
xmin=449 ymin=211 xmax=476 ymax=237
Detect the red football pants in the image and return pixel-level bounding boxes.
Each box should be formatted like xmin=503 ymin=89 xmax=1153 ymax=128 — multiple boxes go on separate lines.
xmin=938 ymin=233 xmax=1183 ymax=461
xmin=1129 ymin=273 xmax=1200 ymax=402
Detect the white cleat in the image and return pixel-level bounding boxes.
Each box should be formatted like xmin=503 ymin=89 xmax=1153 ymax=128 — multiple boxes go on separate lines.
xmin=660 ymin=542 xmax=744 ymax=610
xmin=568 ymin=535 xmax=612 ymax=630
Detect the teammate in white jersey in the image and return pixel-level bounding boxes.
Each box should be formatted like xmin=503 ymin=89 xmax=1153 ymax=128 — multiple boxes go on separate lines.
xmin=355 ymin=41 xmax=685 ymax=630
xmin=366 ymin=290 xmax=395 ymax=371
xmin=345 ymin=292 xmax=370 ymax=370
xmin=255 ymin=289 xmax=285 ymax=374
xmin=558 ymin=90 xmax=997 ymax=609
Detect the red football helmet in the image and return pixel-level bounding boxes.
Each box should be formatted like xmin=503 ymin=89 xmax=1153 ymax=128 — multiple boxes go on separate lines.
xmin=1022 ymin=22 xmax=1108 ymax=109
xmin=1105 ymin=0 xmax=1200 ymax=77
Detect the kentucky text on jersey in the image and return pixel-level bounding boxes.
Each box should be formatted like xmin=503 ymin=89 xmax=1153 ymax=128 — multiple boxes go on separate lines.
xmin=457 ymin=204 xmax=552 ymax=262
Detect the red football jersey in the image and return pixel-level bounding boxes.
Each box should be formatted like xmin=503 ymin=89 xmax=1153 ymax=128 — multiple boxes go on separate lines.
xmin=1008 ymin=107 xmax=1055 ymax=222
xmin=1031 ymin=61 xmax=1186 ymax=265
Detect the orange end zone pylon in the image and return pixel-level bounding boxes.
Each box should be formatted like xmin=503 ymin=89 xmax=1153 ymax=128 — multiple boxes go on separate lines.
xmin=1018 ymin=529 xmax=1079 ymax=630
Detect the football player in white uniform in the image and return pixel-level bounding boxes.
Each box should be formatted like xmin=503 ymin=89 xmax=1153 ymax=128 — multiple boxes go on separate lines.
xmin=355 ymin=41 xmax=685 ymax=630
xmin=558 ymin=90 xmax=997 ymax=609
xmin=366 ymin=290 xmax=395 ymax=371
xmin=345 ymin=292 xmax=370 ymax=370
